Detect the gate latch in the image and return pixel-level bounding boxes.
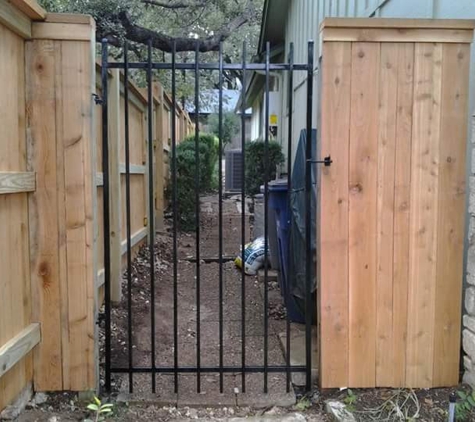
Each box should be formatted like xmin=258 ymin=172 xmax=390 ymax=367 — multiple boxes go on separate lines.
xmin=307 ymin=155 xmax=333 ymax=167
xmin=92 ymin=93 xmax=103 ymax=105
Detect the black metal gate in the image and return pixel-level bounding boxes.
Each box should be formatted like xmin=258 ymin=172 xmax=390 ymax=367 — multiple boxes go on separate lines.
xmin=101 ymin=38 xmax=316 ymax=395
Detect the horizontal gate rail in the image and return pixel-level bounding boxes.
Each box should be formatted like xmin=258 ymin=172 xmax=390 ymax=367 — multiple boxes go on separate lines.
xmin=110 ymin=365 xmax=308 ymax=374
xmin=107 ymin=62 xmax=309 ymax=71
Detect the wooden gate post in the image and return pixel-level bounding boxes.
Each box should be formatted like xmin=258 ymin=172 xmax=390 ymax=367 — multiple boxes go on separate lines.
xmin=27 ymin=13 xmax=98 ymax=392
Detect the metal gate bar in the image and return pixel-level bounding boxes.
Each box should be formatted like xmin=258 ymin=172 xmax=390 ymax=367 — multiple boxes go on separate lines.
xmin=193 ymin=43 xmax=202 ymax=393
xmin=239 ymin=42 xmax=247 ymax=395
xmin=171 ymin=42 xmax=179 ymax=394
xmin=305 ymin=40 xmax=315 ymax=391
xmin=101 ymin=38 xmax=316 ymax=395
xmin=124 ymin=41 xmax=134 ymax=393
xmin=218 ymin=42 xmax=225 ymax=394
xmin=285 ymin=43 xmax=294 ymax=394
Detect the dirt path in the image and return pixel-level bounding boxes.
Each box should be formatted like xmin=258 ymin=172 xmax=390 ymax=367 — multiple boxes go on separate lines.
xmin=108 ymin=194 xmax=293 ymax=407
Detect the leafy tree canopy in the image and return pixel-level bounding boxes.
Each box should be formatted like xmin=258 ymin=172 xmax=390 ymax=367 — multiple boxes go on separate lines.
xmin=38 ymin=0 xmax=264 ymax=97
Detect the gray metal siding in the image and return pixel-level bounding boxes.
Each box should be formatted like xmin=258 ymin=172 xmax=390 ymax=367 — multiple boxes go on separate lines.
xmin=276 ymin=0 xmax=475 ymax=163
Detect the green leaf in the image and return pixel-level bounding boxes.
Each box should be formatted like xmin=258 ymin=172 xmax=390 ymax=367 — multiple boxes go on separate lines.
xmin=94 ymin=396 xmax=101 ymax=406
xmin=100 ymin=404 xmax=114 ymax=408
xmin=458 ymin=391 xmax=468 ymax=400
xmin=99 ymin=408 xmax=113 ymax=413
xmin=87 ymin=404 xmax=99 ymax=411
xmin=468 ymin=395 xmax=475 ymax=407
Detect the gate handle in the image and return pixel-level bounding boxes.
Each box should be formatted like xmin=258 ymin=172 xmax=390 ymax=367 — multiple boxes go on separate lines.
xmin=307 ymin=155 xmax=333 ymax=166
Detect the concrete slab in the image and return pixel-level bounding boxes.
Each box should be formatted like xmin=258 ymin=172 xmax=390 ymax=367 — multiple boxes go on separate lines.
xmin=117 ymin=374 xmax=178 ymax=406
xmin=278 ymin=324 xmax=318 ymax=387
xmin=177 ymin=374 xmax=237 ymax=407
xmin=258 ymin=269 xmax=279 ymax=283
xmin=235 ymin=373 xmax=296 ymax=408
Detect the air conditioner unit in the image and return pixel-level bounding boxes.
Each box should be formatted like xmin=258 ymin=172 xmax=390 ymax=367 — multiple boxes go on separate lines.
xmin=225 ymin=149 xmax=243 ymax=193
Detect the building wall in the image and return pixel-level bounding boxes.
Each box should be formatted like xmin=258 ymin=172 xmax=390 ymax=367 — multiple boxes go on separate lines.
xmin=276 ymin=0 xmax=475 ymax=163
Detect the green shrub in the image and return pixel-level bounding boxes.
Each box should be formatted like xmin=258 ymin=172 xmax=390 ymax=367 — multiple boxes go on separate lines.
xmin=207 ymin=112 xmax=240 ymax=148
xmin=245 ymin=139 xmax=285 ymax=196
xmin=173 ymin=133 xmax=218 ymax=230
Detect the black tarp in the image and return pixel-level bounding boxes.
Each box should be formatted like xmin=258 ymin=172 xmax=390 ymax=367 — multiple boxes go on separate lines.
xmin=288 ymin=128 xmax=317 ymax=321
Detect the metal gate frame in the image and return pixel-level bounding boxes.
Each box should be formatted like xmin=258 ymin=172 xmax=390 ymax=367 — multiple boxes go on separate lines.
xmin=101 ymin=38 xmax=316 ymax=394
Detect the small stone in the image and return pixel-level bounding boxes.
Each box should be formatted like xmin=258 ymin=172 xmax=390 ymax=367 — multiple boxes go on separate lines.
xmin=463 ymin=329 xmax=475 ymax=361
xmin=466 ymin=287 xmax=475 ymax=315
xmin=32 ymin=392 xmax=48 ymax=406
xmin=325 ymin=400 xmax=356 ymax=422
xmin=464 ymin=315 xmax=475 ymax=333
xmin=464 ymin=370 xmax=475 ymax=389
xmin=264 ymin=406 xmax=280 ymax=415
xmin=48 ymin=417 xmax=58 ymax=422
xmin=464 ymin=355 xmax=473 ymax=371
xmin=469 ymin=177 xmax=475 ymax=214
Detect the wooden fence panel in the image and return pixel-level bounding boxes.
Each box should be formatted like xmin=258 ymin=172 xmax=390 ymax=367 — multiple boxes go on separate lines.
xmin=26 ymin=14 xmax=97 ymax=392
xmin=319 ymin=18 xmax=474 ymax=389
xmin=0 ymin=22 xmax=34 ymax=411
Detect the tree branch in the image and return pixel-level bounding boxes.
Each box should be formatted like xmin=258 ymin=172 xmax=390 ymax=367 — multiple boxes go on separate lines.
xmin=118 ymin=0 xmax=255 ymax=53
xmin=141 ymin=0 xmax=207 ymax=9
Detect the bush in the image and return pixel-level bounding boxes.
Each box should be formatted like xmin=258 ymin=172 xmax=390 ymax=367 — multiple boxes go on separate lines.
xmin=207 ymin=112 xmax=240 ymax=148
xmin=173 ymin=133 xmax=218 ymax=230
xmin=245 ymin=140 xmax=285 ymax=196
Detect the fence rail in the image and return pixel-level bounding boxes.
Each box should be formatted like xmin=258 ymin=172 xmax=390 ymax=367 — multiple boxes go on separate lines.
xmin=94 ymin=62 xmax=193 ymax=303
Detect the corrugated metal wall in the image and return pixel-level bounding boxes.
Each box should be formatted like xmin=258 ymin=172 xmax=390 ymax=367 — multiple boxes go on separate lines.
xmin=279 ymin=0 xmax=475 ymax=161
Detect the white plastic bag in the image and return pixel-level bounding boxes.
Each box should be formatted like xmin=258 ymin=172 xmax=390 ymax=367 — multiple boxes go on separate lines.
xmin=234 ymin=236 xmax=268 ymax=275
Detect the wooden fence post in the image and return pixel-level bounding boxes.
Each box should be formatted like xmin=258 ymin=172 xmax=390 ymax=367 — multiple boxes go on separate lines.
xmin=27 ymin=13 xmax=97 ymax=392
xmin=108 ymin=69 xmax=122 ymax=303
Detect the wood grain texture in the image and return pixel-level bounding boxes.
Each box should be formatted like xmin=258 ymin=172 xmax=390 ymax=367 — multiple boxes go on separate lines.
xmin=392 ymin=43 xmax=414 ymax=387
xmin=0 ymin=24 xmax=32 ymax=410
xmin=32 ymin=22 xmax=92 ymax=41
xmin=319 ymin=41 xmax=351 ymax=388
xmin=26 ymin=39 xmax=63 ymax=391
xmin=108 ymin=69 xmax=122 ymax=304
xmin=8 ymin=0 xmax=46 ymax=20
xmin=44 ymin=13 xmax=93 ymax=25
xmin=0 ymin=324 xmax=40 ymax=379
xmin=0 ymin=0 xmax=31 ymax=39
xmin=322 ymin=28 xmax=473 ymax=44
xmin=376 ymin=43 xmax=397 ymax=387
xmin=348 ymin=42 xmax=379 ymax=388
xmin=406 ymin=42 xmax=442 ymax=388
xmin=60 ymin=40 xmax=94 ymax=391
xmin=321 ymin=18 xmax=475 ymax=30
xmin=0 ymin=172 xmax=35 ymax=194
xmin=432 ymin=43 xmax=469 ymax=387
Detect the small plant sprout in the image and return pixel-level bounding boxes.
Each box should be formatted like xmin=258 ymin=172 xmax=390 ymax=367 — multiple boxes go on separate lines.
xmin=343 ymin=389 xmax=357 ymax=411
xmin=85 ymin=396 xmax=114 ymax=422
xmin=455 ymin=388 xmax=475 ymax=421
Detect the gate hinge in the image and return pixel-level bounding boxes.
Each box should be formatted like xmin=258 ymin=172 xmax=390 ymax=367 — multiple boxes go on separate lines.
xmin=307 ymin=155 xmax=333 ymax=167
xmin=92 ymin=93 xmax=103 ymax=105
xmin=144 ymin=216 xmax=148 ymax=227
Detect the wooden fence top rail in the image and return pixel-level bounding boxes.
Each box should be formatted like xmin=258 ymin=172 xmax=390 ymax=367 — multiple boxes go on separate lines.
xmin=320 ymin=18 xmax=475 ymax=31
xmin=8 ymin=0 xmax=46 ymax=21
